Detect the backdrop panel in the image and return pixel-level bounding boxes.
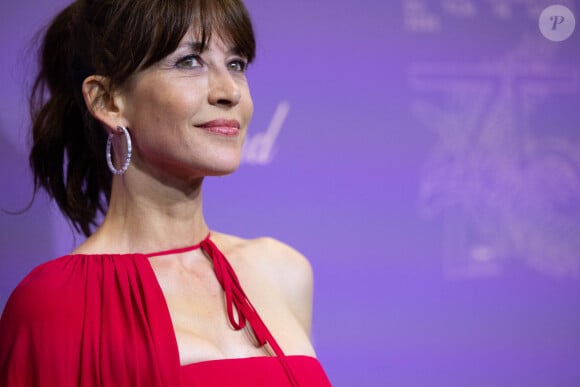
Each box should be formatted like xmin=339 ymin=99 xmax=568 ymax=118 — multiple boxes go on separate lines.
xmin=1 ymin=1 xmax=579 ymax=385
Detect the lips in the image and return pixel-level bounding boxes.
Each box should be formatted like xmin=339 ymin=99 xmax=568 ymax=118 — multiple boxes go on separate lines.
xmin=196 ymin=119 xmax=240 ymax=136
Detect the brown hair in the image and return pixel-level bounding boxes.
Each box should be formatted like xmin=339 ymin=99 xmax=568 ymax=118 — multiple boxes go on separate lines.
xmin=29 ymin=0 xmax=256 ymax=236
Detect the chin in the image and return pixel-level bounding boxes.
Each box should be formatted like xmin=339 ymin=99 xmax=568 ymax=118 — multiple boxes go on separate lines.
xmin=205 ymin=158 xmax=242 ymax=177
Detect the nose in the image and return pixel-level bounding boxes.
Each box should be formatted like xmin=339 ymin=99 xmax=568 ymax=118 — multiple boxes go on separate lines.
xmin=208 ymin=69 xmax=241 ymax=107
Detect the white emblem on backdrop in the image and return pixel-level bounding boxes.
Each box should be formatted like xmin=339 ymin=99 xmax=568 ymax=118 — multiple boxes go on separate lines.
xmin=242 ymin=101 xmax=290 ymax=165
xmin=405 ymin=0 xmax=580 ymax=277
xmin=403 ymin=0 xmax=576 ymax=32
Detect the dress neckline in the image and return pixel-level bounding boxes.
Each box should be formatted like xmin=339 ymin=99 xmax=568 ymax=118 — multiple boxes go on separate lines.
xmin=70 ymin=233 xmax=299 ymax=386
xmin=143 ymin=235 xmax=299 ymax=386
xmin=144 ymin=233 xmax=211 ymax=258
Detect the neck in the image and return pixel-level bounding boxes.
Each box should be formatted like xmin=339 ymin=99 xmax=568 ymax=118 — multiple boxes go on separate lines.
xmin=82 ymin=168 xmax=210 ymax=254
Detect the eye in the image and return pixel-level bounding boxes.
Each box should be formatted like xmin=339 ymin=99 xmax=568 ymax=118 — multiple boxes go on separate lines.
xmin=228 ymin=58 xmax=248 ymax=72
xmin=176 ymin=54 xmax=202 ymax=69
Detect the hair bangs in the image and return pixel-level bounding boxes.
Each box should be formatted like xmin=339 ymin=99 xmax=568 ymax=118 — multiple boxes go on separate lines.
xmin=194 ymin=0 xmax=256 ymax=63
xmin=115 ymin=0 xmax=255 ymax=81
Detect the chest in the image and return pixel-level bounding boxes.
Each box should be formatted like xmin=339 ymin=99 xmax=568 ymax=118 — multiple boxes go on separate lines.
xmin=148 ymin=255 xmax=300 ymax=365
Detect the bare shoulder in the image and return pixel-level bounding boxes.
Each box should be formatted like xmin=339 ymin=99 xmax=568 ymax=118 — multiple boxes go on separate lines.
xmin=212 ymin=232 xmax=313 ymax=286
xmin=211 ymin=232 xmax=314 ymax=332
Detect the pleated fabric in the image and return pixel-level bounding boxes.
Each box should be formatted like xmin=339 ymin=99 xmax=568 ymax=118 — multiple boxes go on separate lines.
xmin=0 ymin=236 xmax=331 ymax=386
xmin=1 ymin=253 xmax=181 ymax=386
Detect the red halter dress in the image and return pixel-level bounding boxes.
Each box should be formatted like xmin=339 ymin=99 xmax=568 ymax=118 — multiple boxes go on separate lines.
xmin=0 ymin=235 xmax=331 ymax=386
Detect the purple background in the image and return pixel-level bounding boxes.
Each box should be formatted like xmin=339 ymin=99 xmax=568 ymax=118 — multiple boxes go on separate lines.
xmin=2 ymin=0 xmax=580 ymax=385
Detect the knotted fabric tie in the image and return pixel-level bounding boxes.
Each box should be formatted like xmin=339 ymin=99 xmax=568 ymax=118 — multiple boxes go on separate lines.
xmin=147 ymin=234 xmax=299 ymax=386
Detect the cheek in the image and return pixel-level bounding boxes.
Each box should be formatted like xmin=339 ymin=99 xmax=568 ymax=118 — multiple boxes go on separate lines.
xmin=129 ymin=85 xmax=203 ymax=128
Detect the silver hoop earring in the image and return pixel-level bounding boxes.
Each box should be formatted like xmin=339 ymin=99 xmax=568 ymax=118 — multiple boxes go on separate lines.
xmin=106 ymin=126 xmax=132 ymax=175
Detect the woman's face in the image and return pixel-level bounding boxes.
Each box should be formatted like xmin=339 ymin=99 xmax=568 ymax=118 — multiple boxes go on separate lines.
xmin=119 ymin=28 xmax=253 ymax=181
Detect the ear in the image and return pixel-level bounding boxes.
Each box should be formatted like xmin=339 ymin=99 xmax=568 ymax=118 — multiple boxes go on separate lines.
xmin=82 ymin=75 xmax=128 ymax=133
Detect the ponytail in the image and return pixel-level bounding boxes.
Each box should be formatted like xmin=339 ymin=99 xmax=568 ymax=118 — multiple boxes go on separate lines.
xmin=29 ymin=3 xmax=110 ymax=237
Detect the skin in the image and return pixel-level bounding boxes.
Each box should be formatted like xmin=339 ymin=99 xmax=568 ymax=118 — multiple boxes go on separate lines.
xmin=75 ymin=29 xmax=317 ymax=365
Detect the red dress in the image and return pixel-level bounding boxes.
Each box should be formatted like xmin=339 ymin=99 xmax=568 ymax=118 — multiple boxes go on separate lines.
xmin=0 ymin=236 xmax=331 ymax=386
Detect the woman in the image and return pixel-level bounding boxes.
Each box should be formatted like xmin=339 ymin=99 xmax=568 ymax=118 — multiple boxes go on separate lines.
xmin=0 ymin=0 xmax=331 ymax=385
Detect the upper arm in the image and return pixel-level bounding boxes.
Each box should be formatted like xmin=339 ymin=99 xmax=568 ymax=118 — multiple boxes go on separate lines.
xmin=0 ymin=261 xmax=82 ymax=386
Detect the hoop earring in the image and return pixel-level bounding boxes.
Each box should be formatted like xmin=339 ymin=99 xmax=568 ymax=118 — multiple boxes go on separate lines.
xmin=106 ymin=126 xmax=132 ymax=175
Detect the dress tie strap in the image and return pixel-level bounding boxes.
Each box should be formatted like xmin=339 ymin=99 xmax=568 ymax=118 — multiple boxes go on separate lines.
xmin=200 ymin=237 xmax=299 ymax=387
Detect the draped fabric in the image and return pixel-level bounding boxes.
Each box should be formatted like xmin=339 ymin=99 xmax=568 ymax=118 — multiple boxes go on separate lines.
xmin=0 ymin=236 xmax=331 ymax=386
xmin=0 ymin=253 xmax=181 ymax=386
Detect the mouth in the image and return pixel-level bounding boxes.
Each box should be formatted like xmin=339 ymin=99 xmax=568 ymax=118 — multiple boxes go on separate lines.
xmin=196 ymin=119 xmax=241 ymax=136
